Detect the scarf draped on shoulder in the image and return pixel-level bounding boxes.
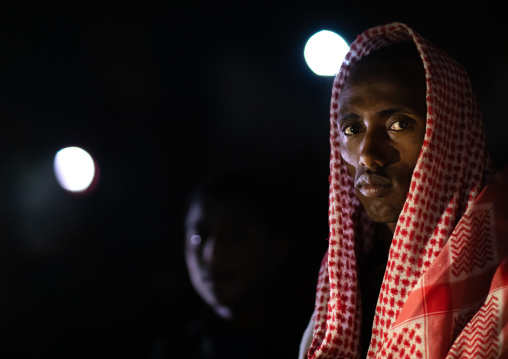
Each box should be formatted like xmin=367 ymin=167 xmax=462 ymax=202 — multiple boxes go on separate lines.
xmin=307 ymin=22 xmax=508 ymax=359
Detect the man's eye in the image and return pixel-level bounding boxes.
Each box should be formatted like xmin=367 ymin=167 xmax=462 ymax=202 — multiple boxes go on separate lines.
xmin=343 ymin=125 xmax=361 ymax=135
xmin=389 ymin=120 xmax=409 ymax=131
xmin=190 ymin=234 xmax=202 ymax=246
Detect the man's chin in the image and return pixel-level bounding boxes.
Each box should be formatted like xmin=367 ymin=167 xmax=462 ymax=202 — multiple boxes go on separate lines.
xmin=362 ymin=200 xmax=401 ymax=225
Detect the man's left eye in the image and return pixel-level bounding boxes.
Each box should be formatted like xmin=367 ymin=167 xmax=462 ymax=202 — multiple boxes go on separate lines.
xmin=390 ymin=120 xmax=409 ymax=131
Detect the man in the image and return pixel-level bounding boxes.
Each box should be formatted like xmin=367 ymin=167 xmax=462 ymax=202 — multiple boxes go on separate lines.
xmin=300 ymin=22 xmax=508 ymax=358
xmin=154 ymin=170 xmax=321 ymax=359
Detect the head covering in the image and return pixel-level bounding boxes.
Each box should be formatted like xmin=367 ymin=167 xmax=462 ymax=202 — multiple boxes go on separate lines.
xmin=307 ymin=22 xmax=508 ymax=358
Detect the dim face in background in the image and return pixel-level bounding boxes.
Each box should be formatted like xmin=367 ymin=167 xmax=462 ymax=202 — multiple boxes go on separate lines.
xmin=184 ymin=197 xmax=279 ymax=318
xmin=337 ymin=49 xmax=427 ymax=231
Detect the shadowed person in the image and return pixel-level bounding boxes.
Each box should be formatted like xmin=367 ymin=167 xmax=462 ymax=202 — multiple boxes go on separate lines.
xmin=155 ymin=170 xmax=324 ymax=358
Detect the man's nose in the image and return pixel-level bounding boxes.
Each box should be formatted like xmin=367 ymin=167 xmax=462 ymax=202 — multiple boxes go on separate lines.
xmin=359 ymin=129 xmax=398 ymax=168
xmin=201 ymin=236 xmax=221 ymax=267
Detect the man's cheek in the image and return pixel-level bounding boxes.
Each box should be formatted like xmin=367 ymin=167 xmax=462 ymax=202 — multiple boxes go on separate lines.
xmin=341 ymin=154 xmax=357 ymax=177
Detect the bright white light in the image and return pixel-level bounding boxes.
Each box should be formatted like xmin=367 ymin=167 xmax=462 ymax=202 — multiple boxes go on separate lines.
xmin=304 ymin=30 xmax=349 ymax=76
xmin=54 ymin=147 xmax=96 ymax=192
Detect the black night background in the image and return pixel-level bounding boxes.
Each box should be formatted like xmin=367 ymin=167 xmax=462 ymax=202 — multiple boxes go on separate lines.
xmin=0 ymin=2 xmax=506 ymax=358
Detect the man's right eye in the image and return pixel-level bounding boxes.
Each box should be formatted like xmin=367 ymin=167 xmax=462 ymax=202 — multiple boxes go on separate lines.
xmin=190 ymin=234 xmax=202 ymax=245
xmin=343 ymin=124 xmax=361 ymax=135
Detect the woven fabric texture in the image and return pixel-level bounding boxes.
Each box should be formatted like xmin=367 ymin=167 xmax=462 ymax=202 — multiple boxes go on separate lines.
xmin=307 ymin=22 xmax=508 ymax=359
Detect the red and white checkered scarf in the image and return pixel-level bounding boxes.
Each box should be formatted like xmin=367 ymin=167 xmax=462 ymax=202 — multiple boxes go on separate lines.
xmin=307 ymin=22 xmax=508 ymax=358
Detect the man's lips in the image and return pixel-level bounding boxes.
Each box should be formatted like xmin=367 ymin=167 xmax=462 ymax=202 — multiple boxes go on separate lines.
xmin=355 ymin=173 xmax=393 ymax=197
xmin=201 ymin=271 xmax=235 ymax=284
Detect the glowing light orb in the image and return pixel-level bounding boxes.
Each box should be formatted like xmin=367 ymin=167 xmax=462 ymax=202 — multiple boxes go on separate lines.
xmin=304 ymin=30 xmax=349 ymax=76
xmin=54 ymin=147 xmax=96 ymax=192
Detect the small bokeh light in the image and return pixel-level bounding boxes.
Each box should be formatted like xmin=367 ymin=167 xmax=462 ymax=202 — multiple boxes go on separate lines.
xmin=54 ymin=146 xmax=96 ymax=193
xmin=304 ymin=30 xmax=349 ymax=76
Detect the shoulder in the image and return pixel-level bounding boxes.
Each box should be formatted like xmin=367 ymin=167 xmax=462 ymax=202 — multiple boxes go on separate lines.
xmin=298 ymin=313 xmax=315 ymax=359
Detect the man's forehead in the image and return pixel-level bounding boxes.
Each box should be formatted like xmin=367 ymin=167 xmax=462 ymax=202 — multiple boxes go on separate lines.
xmin=339 ymin=56 xmax=427 ymax=116
xmin=351 ymin=42 xmax=421 ymax=67
xmin=347 ymin=54 xmax=423 ymax=82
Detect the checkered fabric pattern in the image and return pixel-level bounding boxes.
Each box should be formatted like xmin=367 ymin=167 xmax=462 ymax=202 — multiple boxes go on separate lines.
xmin=307 ymin=22 xmax=508 ymax=359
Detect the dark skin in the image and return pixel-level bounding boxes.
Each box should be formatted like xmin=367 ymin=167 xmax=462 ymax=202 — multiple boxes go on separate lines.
xmin=335 ymin=49 xmax=428 ymax=355
xmin=337 ymin=55 xmax=427 ymax=235
xmin=185 ymin=198 xmax=284 ymax=330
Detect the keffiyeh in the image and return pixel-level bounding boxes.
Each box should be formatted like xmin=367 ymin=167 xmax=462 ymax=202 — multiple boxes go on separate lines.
xmin=306 ymin=22 xmax=508 ymax=358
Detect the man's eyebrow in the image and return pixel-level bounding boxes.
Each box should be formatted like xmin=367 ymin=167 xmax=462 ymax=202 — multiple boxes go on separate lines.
xmin=378 ymin=108 xmax=413 ymax=117
xmin=338 ymin=113 xmax=360 ymax=122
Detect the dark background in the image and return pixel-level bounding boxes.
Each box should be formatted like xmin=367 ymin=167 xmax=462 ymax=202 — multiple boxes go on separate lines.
xmin=0 ymin=2 xmax=506 ymax=358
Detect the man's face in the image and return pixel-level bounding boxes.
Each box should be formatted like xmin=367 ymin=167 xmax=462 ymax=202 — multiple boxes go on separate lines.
xmin=184 ymin=199 xmax=274 ymax=314
xmin=337 ymin=58 xmax=426 ymax=232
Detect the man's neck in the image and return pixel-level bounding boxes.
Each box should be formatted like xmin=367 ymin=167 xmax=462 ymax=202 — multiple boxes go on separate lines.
xmin=380 ymin=224 xmax=394 ymax=250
